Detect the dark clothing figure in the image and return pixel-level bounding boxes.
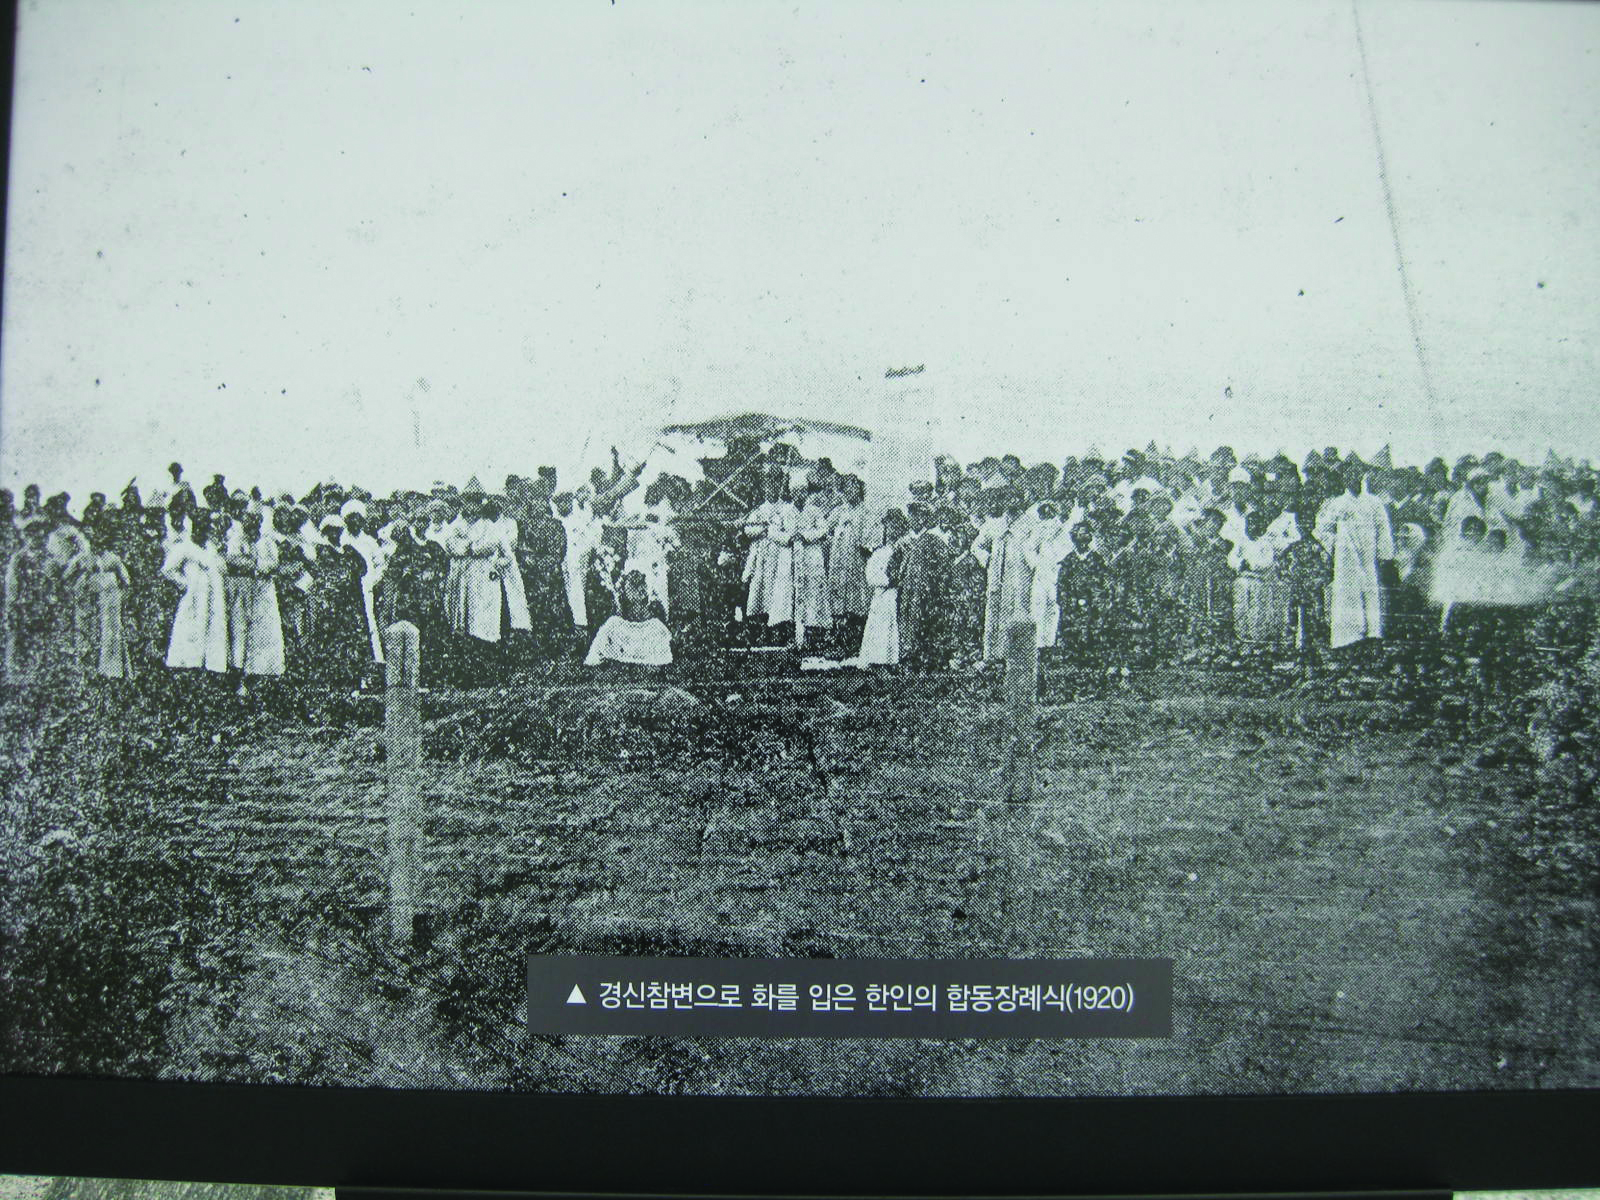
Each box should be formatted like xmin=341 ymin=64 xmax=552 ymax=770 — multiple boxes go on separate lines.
xmin=379 ymin=529 xmax=451 ymax=684
xmin=667 ymin=517 xmax=737 ymax=662
xmin=115 ymin=517 xmax=167 ymax=668
xmin=948 ymin=523 xmax=987 ymax=660
xmin=2 ymin=544 xmax=50 ymax=683
xmin=273 ymin=540 xmax=315 ymax=672
xmin=1182 ymin=532 xmax=1233 ymax=649
xmin=1127 ymin=518 xmax=1186 ymax=662
xmin=305 ymin=543 xmax=369 ymax=686
xmin=518 ymin=512 xmax=570 ymax=660
xmin=892 ymin=528 xmax=950 ymax=670
xmin=1278 ymin=535 xmax=1333 ymax=652
xmin=1056 ymin=548 xmax=1111 ymax=668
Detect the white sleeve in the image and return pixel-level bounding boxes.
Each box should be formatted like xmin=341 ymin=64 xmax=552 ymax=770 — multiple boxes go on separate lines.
xmin=584 ymin=618 xmax=616 ymax=666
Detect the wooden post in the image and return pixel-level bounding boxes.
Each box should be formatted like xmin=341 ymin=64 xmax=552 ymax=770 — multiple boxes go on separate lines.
xmin=1003 ymin=618 xmax=1038 ymax=804
xmin=384 ymin=621 xmax=422 ymax=946
xmin=999 ymin=618 xmax=1040 ymax=952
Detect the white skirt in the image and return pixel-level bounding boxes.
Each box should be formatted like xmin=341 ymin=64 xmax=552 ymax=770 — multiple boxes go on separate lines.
xmin=856 ymin=587 xmax=900 ymax=665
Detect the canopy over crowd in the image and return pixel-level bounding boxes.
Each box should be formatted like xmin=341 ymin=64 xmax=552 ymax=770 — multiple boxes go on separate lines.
xmin=2 ymin=436 xmax=1596 ymax=698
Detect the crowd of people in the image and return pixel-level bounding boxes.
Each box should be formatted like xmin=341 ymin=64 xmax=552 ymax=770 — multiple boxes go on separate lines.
xmin=1 ymin=439 xmax=1596 ymax=697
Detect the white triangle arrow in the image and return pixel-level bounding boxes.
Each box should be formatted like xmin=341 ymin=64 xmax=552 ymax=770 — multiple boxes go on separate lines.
xmin=566 ymin=984 xmax=587 ymax=1005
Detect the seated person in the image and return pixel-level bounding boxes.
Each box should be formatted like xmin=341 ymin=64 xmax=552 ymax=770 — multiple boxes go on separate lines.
xmin=584 ymin=570 xmax=673 ymax=667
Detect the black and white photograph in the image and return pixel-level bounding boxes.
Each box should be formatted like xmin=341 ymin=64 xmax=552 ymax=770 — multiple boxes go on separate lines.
xmin=0 ymin=0 xmax=1597 ymax=1097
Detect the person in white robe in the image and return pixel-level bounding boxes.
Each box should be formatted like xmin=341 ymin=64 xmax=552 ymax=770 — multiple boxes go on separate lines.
xmin=445 ymin=496 xmax=510 ymax=644
xmin=1025 ymin=502 xmax=1073 ymax=648
xmin=423 ymin=500 xmax=456 ymax=548
xmin=790 ymin=487 xmax=833 ymax=648
xmin=970 ymin=487 xmax=1036 ymax=662
xmin=1444 ymin=469 xmax=1528 ymax=558
xmin=1218 ymin=466 xmax=1256 ymax=550
xmin=852 ymin=510 xmax=908 ymax=667
xmin=826 ymin=478 xmax=871 ymax=631
xmin=624 ymin=497 xmax=678 ymax=619
xmin=224 ymin=512 xmax=285 ymax=678
xmin=742 ymin=471 xmax=790 ymax=626
xmin=163 ymin=511 xmax=229 ymax=672
xmin=584 ymin=570 xmax=672 ymax=666
xmin=484 ymin=496 xmax=533 ymax=638
xmin=1111 ymin=472 xmax=1166 ymax=517
xmin=78 ymin=538 xmax=134 ymax=680
xmin=1229 ymin=510 xmax=1283 ymax=646
xmin=759 ymin=486 xmax=800 ymax=630
xmin=41 ymin=507 xmax=93 ymax=662
xmin=1262 ymin=506 xmax=1302 ymax=558
xmin=556 ymin=488 xmax=601 ymax=630
xmin=1169 ymin=474 xmax=1217 ymax=534
xmin=1313 ymin=462 xmax=1395 ymax=649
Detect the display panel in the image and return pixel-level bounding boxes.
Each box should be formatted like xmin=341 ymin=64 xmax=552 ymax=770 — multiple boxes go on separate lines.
xmin=1 ymin=0 xmax=1596 ymax=1122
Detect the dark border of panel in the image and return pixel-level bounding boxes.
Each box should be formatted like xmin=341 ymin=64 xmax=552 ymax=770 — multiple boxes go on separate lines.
xmin=1 ymin=1078 xmax=1597 ymax=1194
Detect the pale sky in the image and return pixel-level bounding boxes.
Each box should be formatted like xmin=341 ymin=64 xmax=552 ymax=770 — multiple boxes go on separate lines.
xmin=2 ymin=0 xmax=1596 ymax=498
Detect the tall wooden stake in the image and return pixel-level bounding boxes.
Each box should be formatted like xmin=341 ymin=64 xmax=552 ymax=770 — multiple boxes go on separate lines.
xmin=1001 ymin=618 xmax=1040 ymax=951
xmin=1003 ymin=618 xmax=1038 ymax=805
xmin=384 ymin=621 xmax=421 ymax=946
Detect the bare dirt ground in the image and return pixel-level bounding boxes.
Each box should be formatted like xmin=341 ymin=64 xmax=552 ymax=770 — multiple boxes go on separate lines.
xmin=1 ymin=663 xmax=1597 ymax=1096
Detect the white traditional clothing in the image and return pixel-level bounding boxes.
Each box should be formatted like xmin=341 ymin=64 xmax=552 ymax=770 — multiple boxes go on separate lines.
xmin=560 ymin=503 xmax=601 ymax=627
xmin=791 ymin=500 xmax=833 ymax=641
xmin=43 ymin=524 xmax=94 ymax=655
xmin=625 ymin=503 xmax=677 ymax=619
xmin=445 ymin=518 xmax=510 ymax=643
xmin=224 ymin=531 xmax=285 ymax=676
xmin=1229 ymin=532 xmax=1281 ymax=645
xmin=742 ymin=499 xmax=795 ymax=621
xmin=584 ymin=614 xmax=673 ymax=666
xmin=1443 ymin=486 xmax=1527 ymax=557
xmin=1262 ymin=509 xmax=1302 ymax=557
xmin=1025 ymin=522 xmax=1074 ymax=648
xmin=163 ymin=512 xmax=190 ymax=550
xmin=971 ymin=512 xmax=1035 ymax=660
xmin=1218 ymin=501 xmax=1254 ymax=550
xmin=424 ymin=518 xmax=453 ymax=548
xmin=492 ymin=516 xmax=533 ymax=633
xmin=162 ymin=539 xmax=229 ymax=672
xmin=1314 ymin=490 xmax=1394 ymax=648
xmin=854 ymin=541 xmax=901 ymax=666
xmin=762 ymin=500 xmax=800 ymax=626
xmin=1169 ymin=479 xmax=1216 ymax=532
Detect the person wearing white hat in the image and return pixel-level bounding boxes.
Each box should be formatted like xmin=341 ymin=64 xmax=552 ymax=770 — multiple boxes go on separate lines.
xmin=1218 ymin=465 xmax=1256 ymax=550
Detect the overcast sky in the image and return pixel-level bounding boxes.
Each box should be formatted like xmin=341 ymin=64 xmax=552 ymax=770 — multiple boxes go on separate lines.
xmin=2 ymin=0 xmax=1595 ymax=497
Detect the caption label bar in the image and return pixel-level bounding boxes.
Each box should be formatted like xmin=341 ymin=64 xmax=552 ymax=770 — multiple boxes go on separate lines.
xmin=528 ymin=955 xmax=1172 ymax=1039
